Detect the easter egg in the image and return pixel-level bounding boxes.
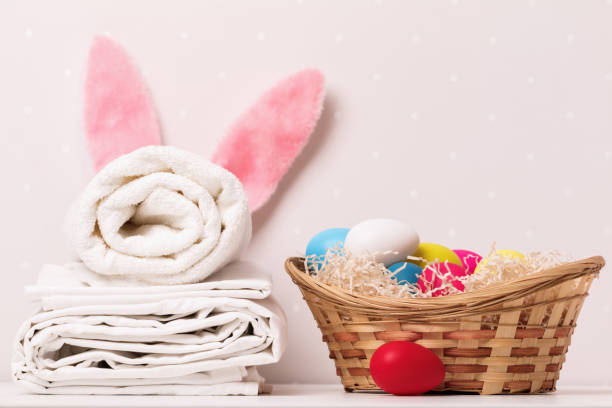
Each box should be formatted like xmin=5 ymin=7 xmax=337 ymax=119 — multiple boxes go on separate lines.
xmin=475 ymin=249 xmax=525 ymax=273
xmin=370 ymin=341 xmax=446 ymax=395
xmin=453 ymin=249 xmax=482 ymax=275
xmin=305 ymin=228 xmax=349 ymax=268
xmin=497 ymin=249 xmax=525 ymax=260
xmin=417 ymin=262 xmax=467 ymax=297
xmin=409 ymin=243 xmax=462 ymax=269
xmin=387 ymin=262 xmax=422 ymax=285
xmin=344 ymin=219 xmax=419 ymax=266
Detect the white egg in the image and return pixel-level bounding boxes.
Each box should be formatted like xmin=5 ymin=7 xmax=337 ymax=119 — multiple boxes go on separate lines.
xmin=344 ymin=218 xmax=420 ymax=266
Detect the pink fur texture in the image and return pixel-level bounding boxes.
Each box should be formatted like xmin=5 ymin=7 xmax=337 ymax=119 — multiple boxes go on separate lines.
xmin=212 ymin=70 xmax=325 ymax=212
xmin=85 ymin=36 xmax=161 ymax=171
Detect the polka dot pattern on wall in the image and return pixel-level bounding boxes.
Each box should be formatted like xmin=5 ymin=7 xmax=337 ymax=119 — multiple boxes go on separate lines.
xmin=3 ymin=0 xmax=612 ymax=388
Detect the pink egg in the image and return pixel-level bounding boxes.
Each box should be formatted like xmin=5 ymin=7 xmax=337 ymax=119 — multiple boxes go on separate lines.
xmin=453 ymin=249 xmax=483 ymax=275
xmin=417 ymin=262 xmax=466 ymax=297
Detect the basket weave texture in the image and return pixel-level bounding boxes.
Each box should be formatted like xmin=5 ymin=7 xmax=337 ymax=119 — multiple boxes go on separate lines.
xmin=285 ymin=256 xmax=605 ymax=395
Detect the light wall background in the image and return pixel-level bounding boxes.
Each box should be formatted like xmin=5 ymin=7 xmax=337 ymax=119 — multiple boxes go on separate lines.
xmin=1 ymin=0 xmax=611 ymax=386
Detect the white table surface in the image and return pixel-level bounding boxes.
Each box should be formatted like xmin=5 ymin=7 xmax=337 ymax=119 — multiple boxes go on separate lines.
xmin=1 ymin=383 xmax=612 ymax=408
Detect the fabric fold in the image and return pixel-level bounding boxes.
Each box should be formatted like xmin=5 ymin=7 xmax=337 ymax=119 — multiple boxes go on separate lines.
xmin=27 ymin=261 xmax=272 ymax=308
xmin=16 ymin=367 xmax=266 ymax=396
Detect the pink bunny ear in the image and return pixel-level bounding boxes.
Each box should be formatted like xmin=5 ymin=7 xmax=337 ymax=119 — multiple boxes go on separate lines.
xmin=211 ymin=69 xmax=325 ymax=212
xmin=85 ymin=36 xmax=161 ymax=171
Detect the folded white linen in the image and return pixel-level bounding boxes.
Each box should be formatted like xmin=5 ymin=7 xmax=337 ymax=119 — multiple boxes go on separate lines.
xmin=67 ymin=145 xmax=252 ymax=285
xmin=12 ymin=271 xmax=287 ymax=395
xmin=27 ymin=261 xmax=272 ymax=309
xmin=16 ymin=367 xmax=268 ymax=395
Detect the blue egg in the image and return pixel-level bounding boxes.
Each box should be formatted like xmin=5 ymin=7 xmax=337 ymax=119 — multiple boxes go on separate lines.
xmin=387 ymin=262 xmax=422 ymax=285
xmin=306 ymin=228 xmax=350 ymax=269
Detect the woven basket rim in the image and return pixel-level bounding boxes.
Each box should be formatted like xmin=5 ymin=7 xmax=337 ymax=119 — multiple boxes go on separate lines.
xmin=284 ymin=255 xmax=605 ymax=319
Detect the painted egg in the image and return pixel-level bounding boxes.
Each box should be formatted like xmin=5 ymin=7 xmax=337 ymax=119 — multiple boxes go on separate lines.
xmin=387 ymin=262 xmax=422 ymax=285
xmin=475 ymin=249 xmax=525 ymax=273
xmin=344 ymin=219 xmax=419 ymax=266
xmin=496 ymin=249 xmax=525 ymax=260
xmin=453 ymin=249 xmax=482 ymax=275
xmin=305 ymin=228 xmax=349 ymax=268
xmin=370 ymin=341 xmax=446 ymax=395
xmin=417 ymin=262 xmax=467 ymax=297
xmin=409 ymin=243 xmax=462 ymax=269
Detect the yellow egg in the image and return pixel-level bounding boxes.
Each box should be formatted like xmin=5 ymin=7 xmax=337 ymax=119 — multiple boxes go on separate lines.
xmin=475 ymin=249 xmax=525 ymax=273
xmin=408 ymin=243 xmax=463 ymax=268
xmin=496 ymin=249 xmax=525 ymax=260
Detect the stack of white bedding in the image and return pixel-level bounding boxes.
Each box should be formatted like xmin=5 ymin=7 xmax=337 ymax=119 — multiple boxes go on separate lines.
xmin=12 ymin=147 xmax=287 ymax=395
xmin=13 ymin=262 xmax=286 ymax=395
xmin=12 ymin=262 xmax=286 ymax=395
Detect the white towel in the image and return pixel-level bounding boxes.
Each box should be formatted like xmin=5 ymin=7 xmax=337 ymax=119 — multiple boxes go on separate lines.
xmin=67 ymin=145 xmax=252 ymax=285
xmin=12 ymin=262 xmax=287 ymax=396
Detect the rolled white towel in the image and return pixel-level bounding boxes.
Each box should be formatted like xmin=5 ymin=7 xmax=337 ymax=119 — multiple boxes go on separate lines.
xmin=67 ymin=145 xmax=251 ymax=285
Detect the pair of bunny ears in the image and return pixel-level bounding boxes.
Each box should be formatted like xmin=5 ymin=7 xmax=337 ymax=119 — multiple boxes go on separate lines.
xmin=85 ymin=36 xmax=325 ymax=212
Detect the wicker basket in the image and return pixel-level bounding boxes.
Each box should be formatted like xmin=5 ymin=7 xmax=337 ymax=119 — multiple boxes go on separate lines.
xmin=285 ymin=256 xmax=605 ymax=395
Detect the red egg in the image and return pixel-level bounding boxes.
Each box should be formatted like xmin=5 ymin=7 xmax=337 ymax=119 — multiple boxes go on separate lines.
xmin=417 ymin=262 xmax=466 ymax=297
xmin=370 ymin=341 xmax=445 ymax=395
